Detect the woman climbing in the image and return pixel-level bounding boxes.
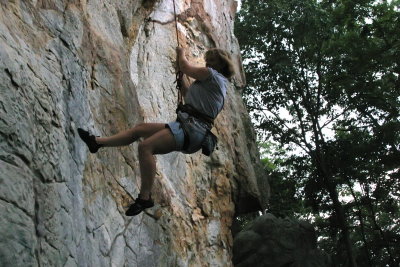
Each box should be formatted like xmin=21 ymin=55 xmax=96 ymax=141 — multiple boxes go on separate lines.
xmin=77 ymin=47 xmax=235 ymax=216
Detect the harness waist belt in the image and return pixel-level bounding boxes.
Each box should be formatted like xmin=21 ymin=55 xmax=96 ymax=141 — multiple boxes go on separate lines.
xmin=176 ymin=103 xmax=214 ymax=127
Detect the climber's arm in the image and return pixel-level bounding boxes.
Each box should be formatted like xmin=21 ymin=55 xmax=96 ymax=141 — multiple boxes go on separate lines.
xmin=180 ymin=74 xmax=191 ymax=97
xmin=176 ymin=47 xmax=210 ymax=81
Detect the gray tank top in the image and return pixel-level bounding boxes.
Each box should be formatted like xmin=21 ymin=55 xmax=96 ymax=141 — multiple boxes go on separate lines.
xmin=184 ymin=68 xmax=227 ymax=119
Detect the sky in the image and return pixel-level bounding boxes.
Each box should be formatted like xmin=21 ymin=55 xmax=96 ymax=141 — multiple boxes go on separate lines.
xmin=236 ymin=0 xmax=242 ymax=11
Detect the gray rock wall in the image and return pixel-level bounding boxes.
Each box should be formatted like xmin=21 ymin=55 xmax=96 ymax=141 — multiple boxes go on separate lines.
xmin=0 ymin=0 xmax=268 ymax=266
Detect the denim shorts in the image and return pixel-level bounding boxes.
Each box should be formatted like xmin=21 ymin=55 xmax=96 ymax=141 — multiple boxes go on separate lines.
xmin=166 ymin=112 xmax=208 ymax=153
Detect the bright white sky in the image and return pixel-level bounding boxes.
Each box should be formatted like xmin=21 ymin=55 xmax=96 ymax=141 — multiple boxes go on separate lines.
xmin=236 ymin=0 xmax=242 ymax=11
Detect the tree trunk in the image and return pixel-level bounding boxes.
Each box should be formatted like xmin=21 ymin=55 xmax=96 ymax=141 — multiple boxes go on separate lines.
xmin=363 ymin=184 xmax=396 ymax=266
xmin=313 ymin=150 xmax=358 ymax=267
xmin=347 ymin=182 xmax=373 ymax=267
xmin=311 ymin=116 xmax=358 ymax=267
xmin=323 ymin=175 xmax=358 ymax=267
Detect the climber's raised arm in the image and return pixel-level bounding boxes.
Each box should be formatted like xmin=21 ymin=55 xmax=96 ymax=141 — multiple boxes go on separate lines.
xmin=176 ymin=47 xmax=210 ymax=81
xmin=179 ymin=72 xmax=191 ymax=97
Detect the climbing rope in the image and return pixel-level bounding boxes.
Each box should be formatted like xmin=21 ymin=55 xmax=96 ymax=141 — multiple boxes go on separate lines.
xmin=172 ymin=0 xmax=180 ymax=48
xmin=173 ymin=0 xmax=183 ymax=105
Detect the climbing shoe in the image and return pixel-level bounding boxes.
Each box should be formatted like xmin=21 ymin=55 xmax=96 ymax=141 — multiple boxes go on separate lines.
xmin=125 ymin=197 xmax=154 ymax=216
xmin=77 ymin=128 xmax=102 ymax=153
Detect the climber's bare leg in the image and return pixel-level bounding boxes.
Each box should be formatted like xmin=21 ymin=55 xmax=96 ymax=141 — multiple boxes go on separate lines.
xmin=138 ymin=128 xmax=176 ymax=200
xmin=96 ymin=123 xmax=165 ymax=147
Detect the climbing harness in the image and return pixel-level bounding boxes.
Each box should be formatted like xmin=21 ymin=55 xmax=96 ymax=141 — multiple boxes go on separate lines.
xmin=176 ymin=103 xmax=218 ymax=156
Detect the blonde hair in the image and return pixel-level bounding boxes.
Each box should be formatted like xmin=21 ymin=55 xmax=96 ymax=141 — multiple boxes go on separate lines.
xmin=205 ymin=48 xmax=235 ymax=78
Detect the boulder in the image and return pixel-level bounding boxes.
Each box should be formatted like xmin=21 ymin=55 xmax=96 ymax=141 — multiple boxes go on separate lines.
xmin=233 ymin=214 xmax=332 ymax=267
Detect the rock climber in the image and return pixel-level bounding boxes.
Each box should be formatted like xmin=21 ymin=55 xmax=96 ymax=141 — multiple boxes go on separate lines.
xmin=77 ymin=47 xmax=235 ymax=216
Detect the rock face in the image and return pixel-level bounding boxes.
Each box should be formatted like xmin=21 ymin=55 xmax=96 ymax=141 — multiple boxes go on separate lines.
xmin=233 ymin=214 xmax=331 ymax=267
xmin=0 ymin=1 xmax=268 ymax=266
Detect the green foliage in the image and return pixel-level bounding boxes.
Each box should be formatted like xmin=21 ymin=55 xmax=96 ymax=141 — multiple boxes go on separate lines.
xmin=236 ymin=0 xmax=400 ymax=266
xmin=259 ymin=142 xmax=311 ymax=218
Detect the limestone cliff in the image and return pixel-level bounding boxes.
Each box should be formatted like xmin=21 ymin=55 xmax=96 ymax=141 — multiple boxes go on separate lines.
xmin=0 ymin=0 xmax=268 ymax=266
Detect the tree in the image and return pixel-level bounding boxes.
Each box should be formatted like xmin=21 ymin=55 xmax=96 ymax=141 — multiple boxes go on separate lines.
xmin=236 ymin=0 xmax=400 ymax=266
